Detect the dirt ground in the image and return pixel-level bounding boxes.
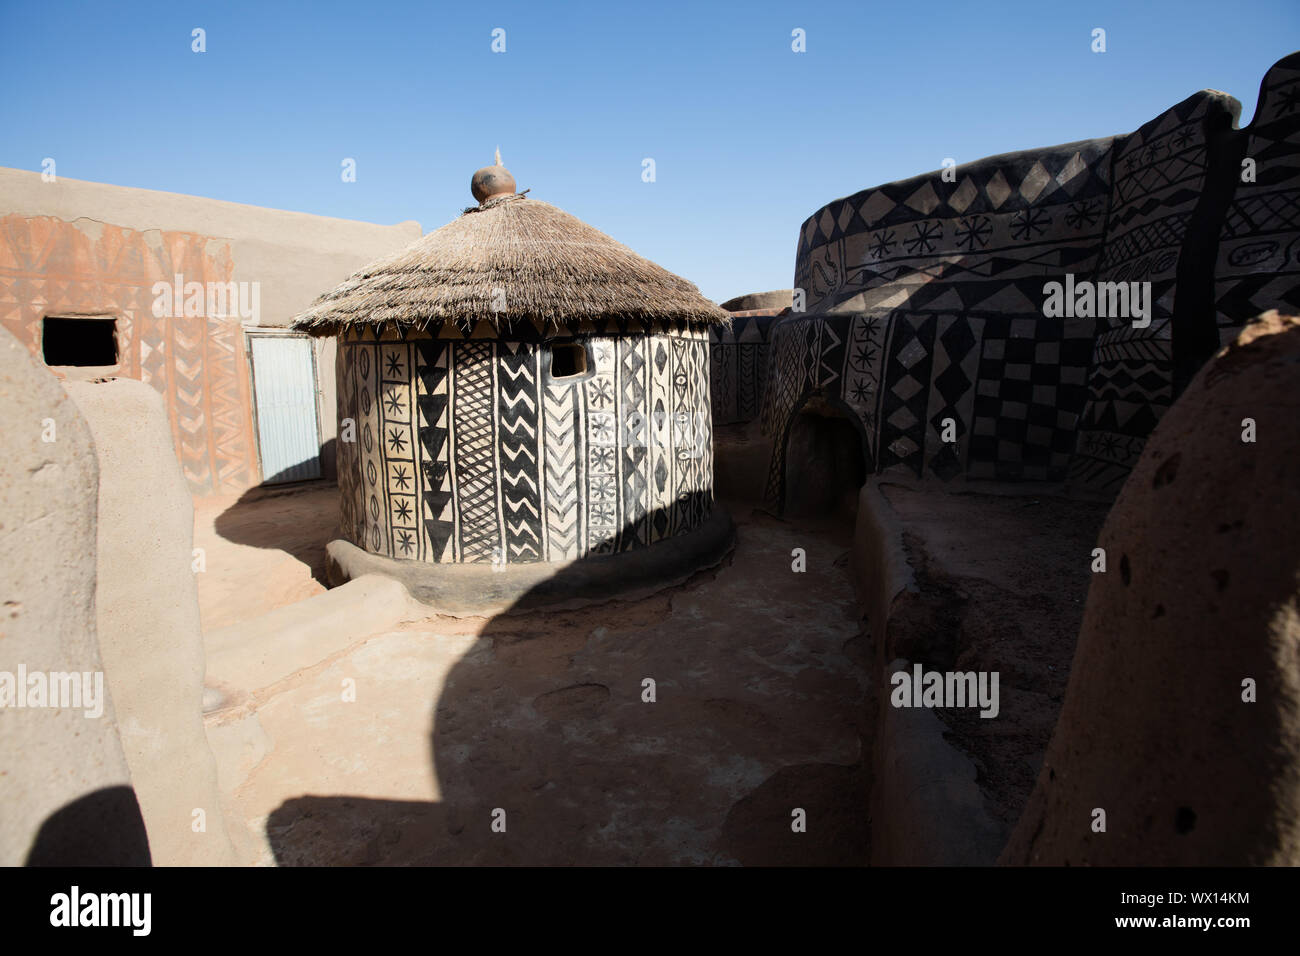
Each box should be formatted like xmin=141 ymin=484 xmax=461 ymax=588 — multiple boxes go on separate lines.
xmin=199 ymin=492 xmax=873 ymax=866
xmin=193 ymin=482 xmax=338 ymax=632
xmin=880 ymin=484 xmax=1110 ymax=833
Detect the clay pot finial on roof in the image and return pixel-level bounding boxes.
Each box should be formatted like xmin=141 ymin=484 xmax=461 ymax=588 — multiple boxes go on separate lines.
xmin=471 ymin=148 xmax=517 ymax=205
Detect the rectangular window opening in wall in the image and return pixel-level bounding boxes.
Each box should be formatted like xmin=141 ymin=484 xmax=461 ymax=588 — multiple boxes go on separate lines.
xmin=42 ymin=316 xmax=118 ymax=368
xmin=550 ymin=342 xmax=589 ymax=379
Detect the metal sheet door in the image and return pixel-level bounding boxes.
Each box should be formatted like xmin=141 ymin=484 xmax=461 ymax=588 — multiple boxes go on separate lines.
xmin=250 ymin=335 xmax=322 ymax=483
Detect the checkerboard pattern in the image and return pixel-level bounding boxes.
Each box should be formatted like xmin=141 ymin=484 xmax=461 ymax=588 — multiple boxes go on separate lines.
xmin=760 ymin=57 xmax=1298 ymax=509
xmin=968 ymin=316 xmax=1094 ymax=481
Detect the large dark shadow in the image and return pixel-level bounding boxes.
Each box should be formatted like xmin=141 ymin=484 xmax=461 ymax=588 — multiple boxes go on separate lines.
xmin=25 ymin=786 xmax=152 ymax=867
xmin=266 ymin=498 xmax=873 ymax=866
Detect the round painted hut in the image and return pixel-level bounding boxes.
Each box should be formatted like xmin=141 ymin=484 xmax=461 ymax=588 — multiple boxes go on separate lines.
xmin=293 ymin=157 xmax=733 ymax=610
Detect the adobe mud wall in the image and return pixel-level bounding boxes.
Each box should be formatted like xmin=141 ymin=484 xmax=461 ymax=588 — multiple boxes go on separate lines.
xmin=0 ymin=167 xmax=419 ymax=493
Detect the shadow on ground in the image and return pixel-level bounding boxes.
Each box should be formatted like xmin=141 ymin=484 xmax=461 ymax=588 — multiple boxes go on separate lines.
xmin=25 ymin=786 xmax=153 ymax=867
xmin=211 ymin=475 xmax=338 ymax=589
xmin=263 ymin=501 xmax=873 ymax=866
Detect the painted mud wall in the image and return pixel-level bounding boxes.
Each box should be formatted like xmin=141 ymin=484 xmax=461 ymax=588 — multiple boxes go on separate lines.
xmin=0 ymin=167 xmax=420 ymax=494
xmin=710 ymin=308 xmax=784 ymax=427
xmin=767 ymin=55 xmax=1300 ymax=506
xmin=336 ymin=325 xmax=715 ymax=564
xmin=0 ymin=213 xmax=259 ymax=493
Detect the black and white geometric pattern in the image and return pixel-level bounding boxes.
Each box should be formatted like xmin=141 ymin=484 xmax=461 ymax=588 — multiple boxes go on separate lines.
xmin=415 ymin=339 xmax=454 ymax=561
xmin=761 ymin=310 xmax=1091 ymax=506
xmin=710 ymin=312 xmax=782 ymax=425
xmin=968 ymin=316 xmax=1093 ymax=482
xmin=762 ymin=59 xmax=1296 ymax=508
xmin=336 ymin=325 xmax=714 ymax=565
xmin=1070 ymin=88 xmax=1239 ymax=494
xmin=498 ymin=342 xmax=544 ymax=561
xmin=1214 ymin=52 xmax=1300 ymax=338
xmin=584 ymin=339 xmax=619 ymax=555
xmin=926 ymin=314 xmax=984 ymax=481
xmin=379 ymin=340 xmax=420 ymax=558
xmin=875 ymin=313 xmax=936 ymax=475
xmin=452 ymin=341 xmax=502 ymax=563
xmin=794 ymin=138 xmax=1116 ymax=318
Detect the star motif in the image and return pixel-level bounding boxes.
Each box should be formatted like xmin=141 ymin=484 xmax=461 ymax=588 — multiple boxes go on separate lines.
xmin=904 ymin=221 xmax=942 ymax=255
xmin=588 ymin=379 xmax=614 ymax=408
xmin=590 ymin=414 xmax=614 ymax=442
xmin=592 ymin=476 xmax=617 ymax=501
xmin=1064 ymin=201 xmax=1100 ymax=230
xmin=1010 ymin=208 xmax=1052 ymax=241
xmin=869 ymin=230 xmax=896 ymax=260
xmin=953 ymin=215 xmax=991 ymax=250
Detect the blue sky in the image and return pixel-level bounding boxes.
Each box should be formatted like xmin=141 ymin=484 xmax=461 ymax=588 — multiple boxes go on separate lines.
xmin=1 ymin=0 xmax=1296 ymax=302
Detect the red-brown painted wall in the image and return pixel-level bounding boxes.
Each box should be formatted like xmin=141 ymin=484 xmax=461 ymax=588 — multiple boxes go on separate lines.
xmin=0 ymin=213 xmax=259 ymax=494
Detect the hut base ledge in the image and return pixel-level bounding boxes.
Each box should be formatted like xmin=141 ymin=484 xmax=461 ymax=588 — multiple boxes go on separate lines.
xmin=324 ymin=506 xmax=736 ymax=617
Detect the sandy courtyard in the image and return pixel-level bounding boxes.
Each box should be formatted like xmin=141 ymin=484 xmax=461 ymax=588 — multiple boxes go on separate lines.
xmin=196 ymin=490 xmax=873 ymax=866
xmin=193 ymin=483 xmax=338 ymax=632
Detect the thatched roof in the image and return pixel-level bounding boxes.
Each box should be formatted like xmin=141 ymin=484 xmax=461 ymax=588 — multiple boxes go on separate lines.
xmin=292 ymin=190 xmax=730 ymax=337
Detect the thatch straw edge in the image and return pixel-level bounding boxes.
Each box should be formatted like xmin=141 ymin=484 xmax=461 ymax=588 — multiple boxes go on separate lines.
xmin=292 ymin=196 xmax=731 ymax=336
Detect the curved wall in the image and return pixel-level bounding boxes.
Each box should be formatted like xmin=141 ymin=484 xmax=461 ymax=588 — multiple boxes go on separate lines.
xmin=336 ymin=325 xmax=714 ymax=564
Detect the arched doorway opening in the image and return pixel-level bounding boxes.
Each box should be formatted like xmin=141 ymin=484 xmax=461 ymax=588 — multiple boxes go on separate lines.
xmin=782 ymin=395 xmax=870 ymax=521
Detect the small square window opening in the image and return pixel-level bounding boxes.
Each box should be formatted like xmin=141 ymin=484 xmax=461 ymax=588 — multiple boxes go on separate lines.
xmin=550 ymin=342 xmax=588 ymax=379
xmin=43 ymin=317 xmax=118 ymax=367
